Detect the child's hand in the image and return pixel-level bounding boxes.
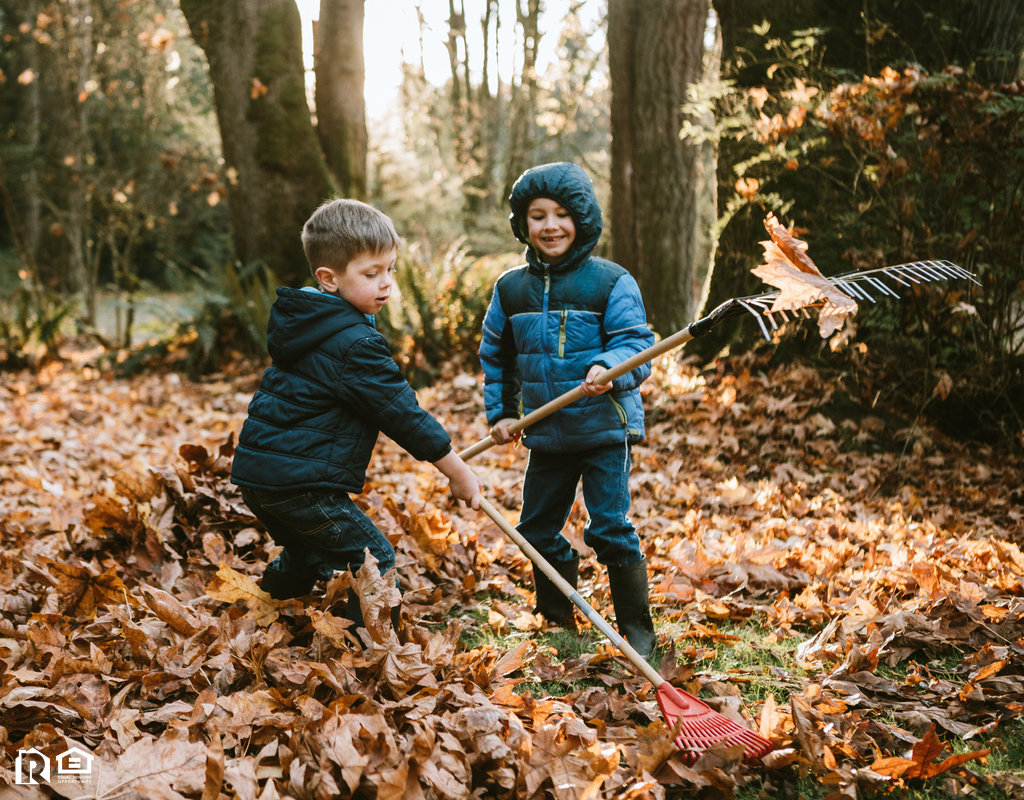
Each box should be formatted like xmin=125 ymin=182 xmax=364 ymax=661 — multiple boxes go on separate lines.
xmin=433 ymin=451 xmax=482 ymax=509
xmin=490 ymin=418 xmax=521 ymax=446
xmin=580 ymin=364 xmax=613 ymax=396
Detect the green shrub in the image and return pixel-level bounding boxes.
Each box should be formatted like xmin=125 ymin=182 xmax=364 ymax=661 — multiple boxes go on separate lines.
xmin=0 ymin=280 xmax=76 ymax=370
xmin=696 ymin=31 xmax=1024 ymax=441
xmin=115 ymin=259 xmax=275 ymax=378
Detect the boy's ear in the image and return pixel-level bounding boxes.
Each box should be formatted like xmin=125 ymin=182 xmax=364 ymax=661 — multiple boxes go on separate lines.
xmin=314 ymin=265 xmax=340 ymax=292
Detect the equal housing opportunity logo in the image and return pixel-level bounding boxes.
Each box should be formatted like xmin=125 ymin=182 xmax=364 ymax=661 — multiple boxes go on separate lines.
xmin=14 ymin=745 xmax=94 ymax=785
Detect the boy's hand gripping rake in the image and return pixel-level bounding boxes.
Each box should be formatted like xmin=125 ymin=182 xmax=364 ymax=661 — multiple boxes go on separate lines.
xmin=459 ymin=259 xmax=977 ymax=461
xmin=476 ymin=495 xmax=774 ymax=762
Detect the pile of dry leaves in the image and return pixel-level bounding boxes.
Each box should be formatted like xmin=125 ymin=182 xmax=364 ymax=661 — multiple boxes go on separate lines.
xmin=1 ymin=334 xmax=1022 ymax=799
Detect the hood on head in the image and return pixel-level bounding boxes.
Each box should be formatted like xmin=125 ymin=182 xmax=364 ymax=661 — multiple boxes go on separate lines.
xmin=267 ymin=287 xmax=370 ymax=365
xmin=509 ymin=162 xmax=602 ymax=272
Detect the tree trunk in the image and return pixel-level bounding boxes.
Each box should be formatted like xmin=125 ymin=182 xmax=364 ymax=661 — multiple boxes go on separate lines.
xmin=179 ymin=0 xmax=334 ymax=285
xmin=314 ymin=0 xmax=367 ymax=199
xmin=609 ymin=0 xmax=718 ymax=336
xmin=504 ymin=0 xmax=540 ymax=200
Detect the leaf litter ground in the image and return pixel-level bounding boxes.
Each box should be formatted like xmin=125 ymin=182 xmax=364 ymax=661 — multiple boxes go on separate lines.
xmin=1 ymin=349 xmax=1022 ymax=800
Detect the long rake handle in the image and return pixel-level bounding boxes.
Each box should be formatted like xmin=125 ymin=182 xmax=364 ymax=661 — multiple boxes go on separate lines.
xmin=477 ymin=496 xmax=664 ymax=688
xmin=459 ymin=320 xmax=706 ymax=461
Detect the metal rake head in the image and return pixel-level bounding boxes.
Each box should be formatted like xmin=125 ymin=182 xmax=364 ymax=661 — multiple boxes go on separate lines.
xmin=737 ymin=260 xmax=979 ymax=340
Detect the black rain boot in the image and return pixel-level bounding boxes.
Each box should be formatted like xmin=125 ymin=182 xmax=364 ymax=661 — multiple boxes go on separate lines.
xmin=259 ymin=565 xmax=316 ymax=601
xmin=607 ymin=558 xmax=656 ymax=658
xmin=532 ymin=551 xmax=580 ymax=629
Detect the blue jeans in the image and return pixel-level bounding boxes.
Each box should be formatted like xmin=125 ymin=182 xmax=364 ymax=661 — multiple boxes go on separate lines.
xmin=518 ymin=442 xmax=643 ymax=568
xmin=240 ymin=486 xmax=394 ymax=596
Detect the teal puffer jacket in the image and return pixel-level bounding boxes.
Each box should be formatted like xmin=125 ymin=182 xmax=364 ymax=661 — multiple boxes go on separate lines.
xmin=479 ymin=162 xmax=654 ymax=453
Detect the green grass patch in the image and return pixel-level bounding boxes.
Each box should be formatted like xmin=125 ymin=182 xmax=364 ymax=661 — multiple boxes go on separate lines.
xmin=662 ymin=617 xmax=813 ymax=705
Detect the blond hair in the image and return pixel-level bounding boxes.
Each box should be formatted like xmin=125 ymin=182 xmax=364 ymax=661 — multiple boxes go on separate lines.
xmin=301 ymin=199 xmax=400 ymax=275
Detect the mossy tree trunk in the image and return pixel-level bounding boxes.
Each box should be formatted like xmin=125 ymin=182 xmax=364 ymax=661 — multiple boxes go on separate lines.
xmin=179 ymin=0 xmax=334 ymax=285
xmin=314 ymin=0 xmax=367 ymax=200
xmin=609 ymin=0 xmax=718 ymax=337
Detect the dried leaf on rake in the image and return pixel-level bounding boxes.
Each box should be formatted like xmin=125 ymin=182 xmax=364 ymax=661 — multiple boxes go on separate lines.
xmin=752 ymin=213 xmax=858 ymax=337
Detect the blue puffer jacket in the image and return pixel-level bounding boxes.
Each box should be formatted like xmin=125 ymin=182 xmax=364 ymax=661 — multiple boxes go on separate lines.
xmin=479 ymin=162 xmax=654 ymax=453
xmin=231 ymin=288 xmax=452 ymax=493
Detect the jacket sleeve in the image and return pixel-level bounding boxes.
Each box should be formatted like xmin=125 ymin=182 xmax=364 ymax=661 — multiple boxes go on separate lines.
xmin=589 ymin=273 xmax=655 ymax=392
xmin=479 ymin=284 xmax=522 ymax=425
xmin=338 ymin=335 xmax=452 ymax=462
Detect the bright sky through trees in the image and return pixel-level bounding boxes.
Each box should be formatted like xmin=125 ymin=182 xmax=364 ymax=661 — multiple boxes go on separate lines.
xmin=294 ymin=0 xmax=604 ymax=119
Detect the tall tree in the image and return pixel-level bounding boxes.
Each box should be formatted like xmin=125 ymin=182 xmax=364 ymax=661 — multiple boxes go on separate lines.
xmin=314 ymin=0 xmax=367 ymax=199
xmin=608 ymin=0 xmax=718 ymax=335
xmin=179 ymin=0 xmax=334 ymax=284
xmin=504 ymin=0 xmax=541 ymax=200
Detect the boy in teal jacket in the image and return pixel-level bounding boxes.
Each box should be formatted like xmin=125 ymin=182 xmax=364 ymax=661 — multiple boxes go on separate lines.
xmin=479 ymin=162 xmax=657 ymax=656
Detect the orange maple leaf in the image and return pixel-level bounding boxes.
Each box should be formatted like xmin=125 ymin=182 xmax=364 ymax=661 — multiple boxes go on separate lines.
xmin=752 ymin=213 xmax=857 ymax=338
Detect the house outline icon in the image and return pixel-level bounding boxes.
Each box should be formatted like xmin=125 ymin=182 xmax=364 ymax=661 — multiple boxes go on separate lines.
xmin=15 ymin=748 xmax=50 ymax=784
xmin=55 ymin=746 xmax=93 ymax=775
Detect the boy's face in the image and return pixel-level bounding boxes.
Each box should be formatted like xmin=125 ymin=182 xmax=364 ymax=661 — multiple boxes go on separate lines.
xmin=526 ymin=198 xmax=576 ymax=263
xmin=315 ymin=248 xmax=397 ymax=315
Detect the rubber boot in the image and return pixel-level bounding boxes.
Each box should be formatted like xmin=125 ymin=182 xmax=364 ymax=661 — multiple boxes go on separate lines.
xmin=532 ymin=551 xmax=580 ymax=629
xmin=259 ymin=565 xmax=316 ymax=600
xmin=607 ymin=558 xmax=656 ymax=658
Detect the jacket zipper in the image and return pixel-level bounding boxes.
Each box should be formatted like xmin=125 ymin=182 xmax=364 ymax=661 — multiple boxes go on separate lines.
xmin=558 ymin=309 xmax=567 ymax=358
xmin=542 ymin=267 xmax=563 ymax=449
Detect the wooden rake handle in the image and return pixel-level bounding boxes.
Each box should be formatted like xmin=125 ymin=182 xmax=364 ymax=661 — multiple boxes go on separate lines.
xmin=460 ymin=326 xmax=697 ymax=461
xmin=476 ymin=495 xmax=664 ymax=687
xmin=459 ymin=298 xmax=748 ymax=461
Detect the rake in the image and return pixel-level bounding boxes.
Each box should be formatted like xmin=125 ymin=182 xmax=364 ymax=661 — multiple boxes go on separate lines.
xmin=459 ymin=260 xmax=978 ymax=461
xmin=476 ymin=495 xmax=774 ymax=762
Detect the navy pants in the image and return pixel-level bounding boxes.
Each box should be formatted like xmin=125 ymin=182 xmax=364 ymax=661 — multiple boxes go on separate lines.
xmin=518 ymin=442 xmax=643 ymax=568
xmin=240 ymin=486 xmax=394 ymax=596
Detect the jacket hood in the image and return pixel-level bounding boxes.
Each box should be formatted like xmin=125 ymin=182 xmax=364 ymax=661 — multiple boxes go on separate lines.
xmin=509 ymin=162 xmax=602 ymax=273
xmin=267 ymin=287 xmax=371 ymax=365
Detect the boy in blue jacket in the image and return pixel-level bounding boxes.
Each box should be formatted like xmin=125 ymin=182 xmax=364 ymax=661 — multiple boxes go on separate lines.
xmin=479 ymin=162 xmax=657 ymax=656
xmin=231 ymin=199 xmax=481 ymax=631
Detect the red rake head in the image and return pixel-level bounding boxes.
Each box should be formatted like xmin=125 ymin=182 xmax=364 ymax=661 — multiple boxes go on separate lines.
xmin=656 ymin=682 xmax=774 ymax=763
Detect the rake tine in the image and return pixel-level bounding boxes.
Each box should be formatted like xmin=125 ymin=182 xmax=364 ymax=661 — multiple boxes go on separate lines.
xmin=909 ymin=262 xmax=943 ymax=281
xmin=929 ymin=260 xmax=963 ymax=281
xmin=939 ymin=260 xmax=983 ymax=285
xmin=838 ymin=279 xmax=874 ymax=302
xmin=739 ymin=300 xmax=772 ymax=340
xmin=867 ymin=276 xmax=901 ymax=298
xmin=901 ymin=265 xmax=926 ymax=283
xmin=885 ymin=266 xmax=916 ymax=286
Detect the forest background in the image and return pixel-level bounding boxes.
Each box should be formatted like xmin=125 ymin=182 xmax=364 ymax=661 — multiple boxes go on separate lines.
xmin=1 ymin=1 xmax=1024 ymax=799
